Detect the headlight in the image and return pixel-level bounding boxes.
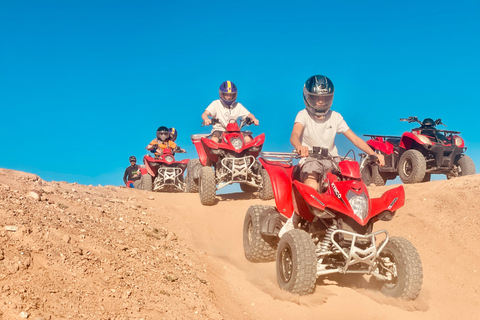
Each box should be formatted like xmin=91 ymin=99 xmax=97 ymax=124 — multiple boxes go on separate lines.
xmin=347 ymin=191 xmax=368 ymax=220
xmin=413 ymin=133 xmax=432 ymax=145
xmin=454 ymin=136 xmax=464 ymax=147
xmin=230 ymin=138 xmax=243 ymax=150
xmin=164 ymin=155 xmax=174 ymax=162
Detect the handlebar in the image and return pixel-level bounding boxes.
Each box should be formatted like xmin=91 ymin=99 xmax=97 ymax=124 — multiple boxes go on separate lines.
xmin=202 ymin=117 xmax=254 ymax=129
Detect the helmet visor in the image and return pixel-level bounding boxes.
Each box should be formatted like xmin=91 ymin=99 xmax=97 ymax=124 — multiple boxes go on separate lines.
xmin=220 ymin=91 xmax=237 ymax=102
xmin=305 ymin=92 xmax=333 ymax=113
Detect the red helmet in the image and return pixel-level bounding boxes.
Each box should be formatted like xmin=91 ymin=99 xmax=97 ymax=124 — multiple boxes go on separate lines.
xmin=219 ymin=80 xmax=237 ymax=107
xmin=303 ymin=75 xmax=334 ymax=117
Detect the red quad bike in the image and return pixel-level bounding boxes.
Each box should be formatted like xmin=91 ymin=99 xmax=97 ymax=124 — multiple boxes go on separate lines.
xmin=242 ymin=147 xmax=423 ymax=300
xmin=139 ymin=147 xmax=189 ymax=192
xmin=186 ymin=117 xmax=274 ymax=205
xmin=361 ymin=117 xmax=476 ymax=185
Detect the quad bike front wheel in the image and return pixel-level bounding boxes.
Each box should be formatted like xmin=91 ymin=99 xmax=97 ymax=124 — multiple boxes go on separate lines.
xmin=186 ymin=159 xmax=200 ymax=193
xmin=456 ymin=155 xmax=476 ymax=176
xmin=139 ymin=174 xmax=153 ymax=191
xmin=243 ymin=205 xmax=278 ymax=262
xmin=258 ymin=168 xmax=274 ymax=200
xmin=199 ymin=166 xmax=216 ymax=206
xmin=362 ymin=164 xmax=387 ymax=186
xmin=376 ymin=237 xmax=423 ymax=300
xmin=398 ymin=150 xmax=427 ymax=184
xmin=276 ymin=229 xmax=317 ymax=295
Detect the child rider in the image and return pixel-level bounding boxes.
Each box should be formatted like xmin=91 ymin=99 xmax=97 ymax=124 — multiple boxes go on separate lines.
xmin=201 ymin=80 xmax=259 ymax=143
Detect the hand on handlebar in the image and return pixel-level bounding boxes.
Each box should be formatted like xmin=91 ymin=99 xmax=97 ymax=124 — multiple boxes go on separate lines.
xmin=376 ymin=154 xmax=385 ymax=166
xmin=203 ymin=118 xmax=212 ymax=126
xmin=295 ymin=145 xmax=310 ymax=157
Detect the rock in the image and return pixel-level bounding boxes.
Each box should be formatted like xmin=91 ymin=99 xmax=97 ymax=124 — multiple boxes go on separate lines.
xmin=27 ymin=190 xmax=41 ymax=201
xmin=5 ymin=225 xmax=18 ymax=232
xmin=147 ymin=196 xmax=155 ymax=200
xmin=19 ymin=311 xmax=29 ymax=318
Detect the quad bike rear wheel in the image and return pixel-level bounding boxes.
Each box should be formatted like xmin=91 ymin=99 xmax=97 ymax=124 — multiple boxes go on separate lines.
xmin=377 ymin=237 xmax=423 ymax=300
xmin=456 ymin=155 xmax=476 ymax=176
xmin=276 ymin=229 xmax=317 ymax=295
xmin=243 ymin=205 xmax=278 ymax=262
xmin=140 ymin=174 xmax=153 ymax=191
xmin=186 ymin=159 xmax=200 ymax=193
xmin=199 ymin=166 xmax=216 ymax=206
xmin=258 ymin=168 xmax=274 ymax=200
xmin=398 ymin=150 xmax=426 ymax=184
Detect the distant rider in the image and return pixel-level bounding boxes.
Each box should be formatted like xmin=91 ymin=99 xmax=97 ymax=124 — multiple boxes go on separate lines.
xmin=201 ymin=80 xmax=259 ymax=143
xmin=123 ymin=156 xmax=142 ymax=188
xmin=146 ymin=126 xmax=184 ymax=158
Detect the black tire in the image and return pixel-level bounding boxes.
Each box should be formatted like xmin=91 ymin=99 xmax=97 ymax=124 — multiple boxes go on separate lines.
xmin=372 ymin=166 xmax=387 ymax=186
xmin=457 ymin=155 xmax=476 ymax=176
xmin=258 ymin=168 xmax=274 ymax=200
xmin=398 ymin=150 xmax=426 ymax=184
xmin=243 ymin=205 xmax=278 ymax=262
xmin=140 ymin=174 xmax=153 ymax=191
xmin=378 ymin=237 xmax=423 ymax=300
xmin=240 ymin=183 xmax=258 ymax=193
xmin=361 ymin=163 xmax=373 ymax=186
xmin=199 ymin=166 xmax=216 ymax=206
xmin=276 ymin=229 xmax=317 ymax=295
xmin=186 ymin=159 xmax=200 ymax=193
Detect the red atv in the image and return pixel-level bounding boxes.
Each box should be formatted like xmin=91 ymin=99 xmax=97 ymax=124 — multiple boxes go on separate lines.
xmin=242 ymin=148 xmax=423 ymax=300
xmin=361 ymin=117 xmax=476 ymax=185
xmin=138 ymin=147 xmax=189 ymax=192
xmin=186 ymin=117 xmax=273 ymax=205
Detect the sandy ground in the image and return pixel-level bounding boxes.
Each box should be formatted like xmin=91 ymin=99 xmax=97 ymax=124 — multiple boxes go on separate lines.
xmin=1 ymin=167 xmax=479 ymax=319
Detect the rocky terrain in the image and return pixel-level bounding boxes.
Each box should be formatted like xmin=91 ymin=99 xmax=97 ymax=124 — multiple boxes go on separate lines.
xmin=1 ymin=167 xmax=479 ymax=319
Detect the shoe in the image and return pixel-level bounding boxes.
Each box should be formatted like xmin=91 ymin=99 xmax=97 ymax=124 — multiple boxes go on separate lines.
xmin=278 ymin=216 xmax=294 ymax=238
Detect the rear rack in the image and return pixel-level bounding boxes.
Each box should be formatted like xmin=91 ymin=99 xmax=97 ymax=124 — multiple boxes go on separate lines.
xmin=364 ymin=134 xmax=401 ymax=139
xmin=260 ymin=152 xmax=297 ymax=165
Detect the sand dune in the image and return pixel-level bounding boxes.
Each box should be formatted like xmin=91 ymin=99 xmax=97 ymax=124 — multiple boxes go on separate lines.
xmin=1 ymin=168 xmax=479 ymax=319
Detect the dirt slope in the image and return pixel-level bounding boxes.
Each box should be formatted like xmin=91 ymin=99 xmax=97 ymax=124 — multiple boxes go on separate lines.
xmin=1 ymin=167 xmax=479 ymax=319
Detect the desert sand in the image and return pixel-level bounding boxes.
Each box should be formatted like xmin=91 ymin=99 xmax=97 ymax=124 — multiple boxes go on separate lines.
xmin=1 ymin=167 xmax=479 ymax=319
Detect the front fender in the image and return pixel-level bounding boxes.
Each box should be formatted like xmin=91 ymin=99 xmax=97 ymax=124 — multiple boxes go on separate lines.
xmin=259 ymin=158 xmax=294 ymax=218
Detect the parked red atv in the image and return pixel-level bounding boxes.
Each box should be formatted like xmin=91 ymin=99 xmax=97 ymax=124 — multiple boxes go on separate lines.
xmin=186 ymin=117 xmax=273 ymax=205
xmin=361 ymin=117 xmax=475 ymax=185
xmin=242 ymin=148 xmax=423 ymax=300
xmin=138 ymin=148 xmax=189 ymax=192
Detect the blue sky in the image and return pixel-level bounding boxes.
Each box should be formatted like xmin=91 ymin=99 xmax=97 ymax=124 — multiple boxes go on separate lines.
xmin=1 ymin=1 xmax=479 ymax=188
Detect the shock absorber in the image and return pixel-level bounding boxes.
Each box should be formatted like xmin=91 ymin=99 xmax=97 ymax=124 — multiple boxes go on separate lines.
xmin=317 ymin=224 xmax=337 ymax=254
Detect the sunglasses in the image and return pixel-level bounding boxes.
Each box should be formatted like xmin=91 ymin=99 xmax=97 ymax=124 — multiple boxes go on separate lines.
xmin=130 ymin=160 xmax=136 ymax=163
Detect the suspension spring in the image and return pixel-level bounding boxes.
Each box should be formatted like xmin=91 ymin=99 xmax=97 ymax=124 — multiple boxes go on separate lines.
xmin=318 ymin=224 xmax=337 ymax=254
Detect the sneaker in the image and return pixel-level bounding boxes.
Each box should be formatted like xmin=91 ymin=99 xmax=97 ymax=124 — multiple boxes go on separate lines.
xmin=278 ymin=216 xmax=294 ymax=238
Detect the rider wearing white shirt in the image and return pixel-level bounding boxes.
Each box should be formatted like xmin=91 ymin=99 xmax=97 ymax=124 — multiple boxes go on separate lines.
xmin=202 ymin=81 xmax=259 ymax=143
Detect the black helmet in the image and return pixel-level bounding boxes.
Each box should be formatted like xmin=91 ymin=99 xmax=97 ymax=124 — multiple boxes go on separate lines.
xmin=156 ymin=126 xmax=169 ymax=141
xmin=129 ymin=156 xmax=136 ymax=162
xmin=303 ymin=75 xmax=334 ymax=117
xmin=421 ymin=118 xmax=435 ymax=128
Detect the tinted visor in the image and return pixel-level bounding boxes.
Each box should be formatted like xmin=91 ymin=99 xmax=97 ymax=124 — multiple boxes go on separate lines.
xmin=305 ymin=92 xmax=333 ymax=112
xmin=220 ymin=91 xmax=237 ymax=102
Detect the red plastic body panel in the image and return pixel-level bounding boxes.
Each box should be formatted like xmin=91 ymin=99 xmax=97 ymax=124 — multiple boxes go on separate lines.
xmin=197 ymin=132 xmax=266 ymax=165
xmin=338 ymin=160 xmax=361 ymax=179
xmin=400 ymin=132 xmax=428 ymax=149
xmin=259 ymin=157 xmax=294 ymax=218
xmin=263 ymin=155 xmax=406 ymax=226
xmin=366 ymin=137 xmax=395 ymax=155
xmin=143 ymin=151 xmax=189 ymax=177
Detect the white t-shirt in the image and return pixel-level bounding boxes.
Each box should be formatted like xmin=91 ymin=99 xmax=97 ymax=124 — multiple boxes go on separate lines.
xmin=206 ymin=100 xmax=250 ymax=132
xmin=294 ymin=109 xmax=350 ymax=156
